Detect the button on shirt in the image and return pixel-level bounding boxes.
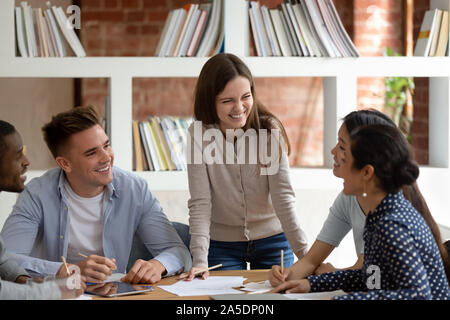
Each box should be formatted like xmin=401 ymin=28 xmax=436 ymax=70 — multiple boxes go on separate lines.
xmin=0 ymin=167 xmax=192 ymax=277
xmin=187 ymin=122 xmax=308 ymax=267
xmin=307 ymin=192 xmax=450 ymax=300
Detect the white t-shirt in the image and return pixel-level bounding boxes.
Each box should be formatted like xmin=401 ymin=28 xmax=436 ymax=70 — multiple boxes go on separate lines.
xmin=316 ymin=191 xmax=366 ymax=255
xmin=64 ymin=181 xmax=104 ymax=264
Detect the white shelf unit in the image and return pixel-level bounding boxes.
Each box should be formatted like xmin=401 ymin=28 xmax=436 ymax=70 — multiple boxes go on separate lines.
xmin=0 ymin=0 xmax=449 ymax=226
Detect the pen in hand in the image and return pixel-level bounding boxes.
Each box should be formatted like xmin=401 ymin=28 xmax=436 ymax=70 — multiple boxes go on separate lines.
xmin=61 ymin=256 xmax=70 ymax=275
xmin=178 ymin=264 xmax=223 ymax=279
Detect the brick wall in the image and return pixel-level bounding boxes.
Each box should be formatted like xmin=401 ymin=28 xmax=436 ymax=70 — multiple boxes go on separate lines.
xmin=79 ymin=0 xmax=428 ymax=167
xmin=412 ymin=0 xmax=429 ymax=164
xmin=354 ymin=0 xmax=404 ymax=112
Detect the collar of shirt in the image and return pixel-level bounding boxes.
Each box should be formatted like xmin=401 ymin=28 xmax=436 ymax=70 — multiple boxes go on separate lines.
xmin=56 ymin=168 xmax=119 ymax=202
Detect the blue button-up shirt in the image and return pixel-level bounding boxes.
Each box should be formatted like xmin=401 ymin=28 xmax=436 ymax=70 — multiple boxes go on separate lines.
xmin=0 ymin=167 xmax=192 ymax=277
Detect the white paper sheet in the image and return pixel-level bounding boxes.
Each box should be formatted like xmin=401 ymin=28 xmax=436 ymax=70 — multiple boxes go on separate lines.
xmin=67 ymin=294 xmax=93 ymax=300
xmin=106 ymin=273 xmax=127 ymax=282
xmin=283 ymin=290 xmax=347 ymax=300
xmin=240 ymin=280 xmax=272 ymax=292
xmin=159 ymin=276 xmax=247 ymax=296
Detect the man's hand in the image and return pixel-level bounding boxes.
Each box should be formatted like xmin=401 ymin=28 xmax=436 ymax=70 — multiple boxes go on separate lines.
xmin=15 ymin=275 xmax=31 ymax=284
xmin=56 ymin=255 xmax=117 ymax=283
xmin=121 ymin=259 xmax=166 ymax=284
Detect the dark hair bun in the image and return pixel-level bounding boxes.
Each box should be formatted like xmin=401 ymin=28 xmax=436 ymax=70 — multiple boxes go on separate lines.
xmin=393 ymin=160 xmax=419 ymax=189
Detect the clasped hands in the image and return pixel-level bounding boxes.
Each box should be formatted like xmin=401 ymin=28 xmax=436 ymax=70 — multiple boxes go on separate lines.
xmin=56 ymin=255 xmax=166 ymax=284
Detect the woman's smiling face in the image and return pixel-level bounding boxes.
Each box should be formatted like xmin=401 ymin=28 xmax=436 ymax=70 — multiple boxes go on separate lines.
xmin=215 ymin=76 xmax=253 ymax=133
xmin=331 ymin=124 xmax=364 ymax=196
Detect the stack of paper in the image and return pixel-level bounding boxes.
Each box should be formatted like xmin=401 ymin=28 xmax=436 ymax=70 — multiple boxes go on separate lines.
xmin=159 ymin=276 xmax=246 ymax=296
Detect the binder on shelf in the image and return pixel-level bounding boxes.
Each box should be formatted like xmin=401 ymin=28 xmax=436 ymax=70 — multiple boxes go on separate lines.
xmin=414 ymin=9 xmax=440 ymax=56
xmin=132 ymin=117 xmax=192 ymax=172
xmin=292 ymin=2 xmax=318 ymax=56
xmin=132 ymin=121 xmax=144 ymax=172
xmin=155 ymin=0 xmax=222 ymax=57
xmin=140 ymin=122 xmax=159 ymax=171
xmin=155 ymin=10 xmax=174 ymax=56
xmin=433 ymin=10 xmax=449 ymax=57
xmin=260 ymin=5 xmax=281 ymax=56
xmin=152 ymin=117 xmax=176 ymax=171
xmin=138 ymin=122 xmax=155 ymax=171
xmin=281 ymin=3 xmax=302 ymax=56
xmin=34 ymin=8 xmax=45 ymax=57
xmin=45 ymin=7 xmax=66 ymax=57
xmin=148 ymin=120 xmax=168 ymax=171
xmin=325 ymin=0 xmax=359 ymax=57
xmin=249 ymin=6 xmax=263 ymax=56
xmin=269 ymin=8 xmax=293 ymax=56
xmin=179 ymin=6 xmax=201 ymax=56
xmin=52 ymin=6 xmax=86 ymax=57
xmin=15 ymin=7 xmax=28 ymax=57
xmin=21 ymin=2 xmax=37 ymax=57
xmin=186 ymin=7 xmax=209 ymax=57
xmin=14 ymin=1 xmax=85 ymax=57
xmin=173 ymin=4 xmax=198 ymax=57
xmin=428 ymin=9 xmax=443 ymax=57
xmin=196 ymin=0 xmax=223 ymax=57
xmin=285 ymin=2 xmax=308 ymax=56
xmin=248 ymin=0 xmax=358 ymax=57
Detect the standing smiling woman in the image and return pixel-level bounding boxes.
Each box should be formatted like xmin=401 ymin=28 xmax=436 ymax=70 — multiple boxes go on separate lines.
xmin=184 ymin=53 xmax=308 ymax=280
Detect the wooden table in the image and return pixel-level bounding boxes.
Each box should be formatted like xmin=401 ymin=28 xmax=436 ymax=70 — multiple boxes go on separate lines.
xmin=94 ymin=269 xmax=270 ymax=300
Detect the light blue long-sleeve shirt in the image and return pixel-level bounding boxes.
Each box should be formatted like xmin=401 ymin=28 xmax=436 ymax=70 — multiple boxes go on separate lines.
xmin=0 ymin=167 xmax=192 ymax=278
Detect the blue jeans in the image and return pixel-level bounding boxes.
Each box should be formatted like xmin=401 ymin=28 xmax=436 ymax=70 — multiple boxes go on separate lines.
xmin=208 ymin=233 xmax=294 ymax=270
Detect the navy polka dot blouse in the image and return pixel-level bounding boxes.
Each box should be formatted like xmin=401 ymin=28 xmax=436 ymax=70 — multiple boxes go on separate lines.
xmin=307 ymin=192 xmax=450 ymax=300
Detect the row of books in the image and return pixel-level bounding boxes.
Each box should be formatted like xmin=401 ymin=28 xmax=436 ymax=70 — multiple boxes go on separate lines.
xmin=15 ymin=1 xmax=86 ymax=57
xmin=249 ymin=0 xmax=359 ymax=57
xmin=414 ymin=9 xmax=449 ymax=57
xmin=132 ymin=116 xmax=193 ymax=172
xmin=155 ymin=0 xmax=224 ymax=57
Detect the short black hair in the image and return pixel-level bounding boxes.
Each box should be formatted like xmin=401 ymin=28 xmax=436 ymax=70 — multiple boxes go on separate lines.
xmin=350 ymin=124 xmax=419 ymax=194
xmin=42 ymin=106 xmax=101 ymax=158
xmin=0 ymin=120 xmax=16 ymax=158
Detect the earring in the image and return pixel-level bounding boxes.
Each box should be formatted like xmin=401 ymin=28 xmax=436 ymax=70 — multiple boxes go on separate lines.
xmin=362 ymin=182 xmax=367 ymax=198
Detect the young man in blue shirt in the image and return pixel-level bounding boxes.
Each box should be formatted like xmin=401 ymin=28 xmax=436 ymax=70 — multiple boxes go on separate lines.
xmin=1 ymin=106 xmax=192 ymax=284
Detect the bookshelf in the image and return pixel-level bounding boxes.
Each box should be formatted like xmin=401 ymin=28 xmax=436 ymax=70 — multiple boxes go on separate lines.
xmin=0 ymin=0 xmax=449 ymax=227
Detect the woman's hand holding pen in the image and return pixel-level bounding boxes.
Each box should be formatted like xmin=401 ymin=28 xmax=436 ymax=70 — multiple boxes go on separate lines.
xmin=182 ymin=266 xmax=210 ymax=281
xmin=269 ymin=265 xmax=290 ymax=287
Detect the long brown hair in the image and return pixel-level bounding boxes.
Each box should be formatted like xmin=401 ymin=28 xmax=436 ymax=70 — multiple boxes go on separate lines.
xmin=193 ymin=53 xmax=291 ymax=155
xmin=402 ymin=182 xmax=450 ymax=283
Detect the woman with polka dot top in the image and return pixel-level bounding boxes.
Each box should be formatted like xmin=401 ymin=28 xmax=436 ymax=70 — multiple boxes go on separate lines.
xmin=272 ymin=124 xmax=450 ymax=300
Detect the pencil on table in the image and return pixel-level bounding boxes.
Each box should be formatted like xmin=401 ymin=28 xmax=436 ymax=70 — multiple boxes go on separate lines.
xmin=61 ymin=256 xmax=70 ymax=275
xmin=179 ymin=264 xmax=223 ymax=279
